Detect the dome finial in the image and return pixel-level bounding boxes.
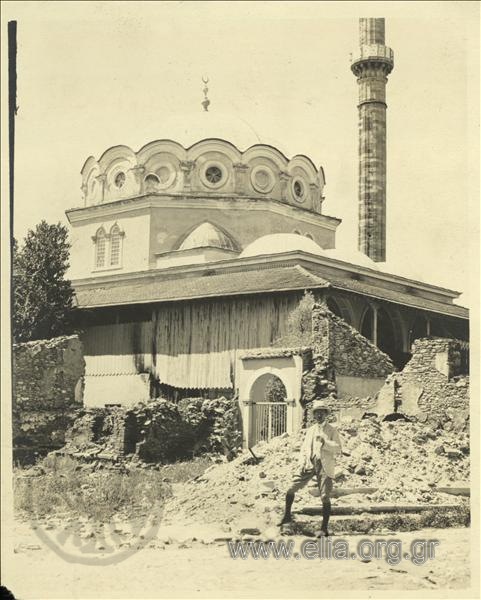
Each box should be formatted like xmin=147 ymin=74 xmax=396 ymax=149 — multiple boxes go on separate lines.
xmin=201 ymin=76 xmax=210 ymax=112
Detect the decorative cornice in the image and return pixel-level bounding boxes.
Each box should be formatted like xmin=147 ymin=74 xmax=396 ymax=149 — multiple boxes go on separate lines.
xmin=66 ymin=194 xmax=342 ymax=229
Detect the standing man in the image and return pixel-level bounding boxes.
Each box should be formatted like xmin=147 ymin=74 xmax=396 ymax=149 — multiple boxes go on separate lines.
xmin=279 ymin=398 xmax=341 ymax=536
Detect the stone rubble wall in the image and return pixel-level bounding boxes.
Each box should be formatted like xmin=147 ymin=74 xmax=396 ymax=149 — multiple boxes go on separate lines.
xmin=300 ymin=305 xmax=394 ymax=425
xmin=62 ymin=396 xmax=243 ymax=464
xmin=311 ymin=304 xmax=394 ymax=378
xmin=13 ymin=335 xmax=85 ymax=462
xmin=373 ymin=338 xmax=469 ymax=427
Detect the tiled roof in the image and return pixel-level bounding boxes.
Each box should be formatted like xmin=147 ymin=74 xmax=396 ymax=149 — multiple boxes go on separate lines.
xmin=74 ymin=265 xmax=330 ymax=308
xmin=325 ymin=277 xmax=468 ymax=319
xmin=74 ymin=263 xmax=468 ymax=320
xmin=239 ymin=347 xmax=311 ymax=359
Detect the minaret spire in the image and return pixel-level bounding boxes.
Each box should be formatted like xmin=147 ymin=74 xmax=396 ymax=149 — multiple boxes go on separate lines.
xmin=351 ymin=18 xmax=394 ymax=262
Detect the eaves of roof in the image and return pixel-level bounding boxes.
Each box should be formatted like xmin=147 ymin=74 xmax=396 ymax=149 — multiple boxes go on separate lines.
xmin=74 ymin=265 xmax=330 ymax=308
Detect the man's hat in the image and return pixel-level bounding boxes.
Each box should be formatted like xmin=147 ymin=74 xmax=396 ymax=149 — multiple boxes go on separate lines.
xmin=312 ymin=399 xmax=330 ymax=412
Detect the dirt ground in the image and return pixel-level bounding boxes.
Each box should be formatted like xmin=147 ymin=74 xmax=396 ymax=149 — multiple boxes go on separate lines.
xmin=2 ymin=520 xmax=474 ymax=599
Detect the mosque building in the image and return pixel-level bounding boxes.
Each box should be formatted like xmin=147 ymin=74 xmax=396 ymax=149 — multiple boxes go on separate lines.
xmin=67 ymin=18 xmax=468 ymax=411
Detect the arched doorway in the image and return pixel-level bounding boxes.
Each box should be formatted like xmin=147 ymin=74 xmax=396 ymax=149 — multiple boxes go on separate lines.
xmin=249 ymin=373 xmax=288 ymax=445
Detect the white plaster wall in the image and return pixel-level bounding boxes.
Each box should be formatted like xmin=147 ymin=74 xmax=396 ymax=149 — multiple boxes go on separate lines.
xmin=84 ymin=374 xmax=151 ymax=407
xmin=68 ymin=212 xmax=151 ymax=280
xmin=155 ymin=247 xmax=238 ymax=269
xmin=335 ymin=375 xmax=386 ymax=399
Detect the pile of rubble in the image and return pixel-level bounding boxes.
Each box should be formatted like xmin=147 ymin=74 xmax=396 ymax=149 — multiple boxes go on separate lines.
xmin=163 ymin=415 xmax=469 ymax=531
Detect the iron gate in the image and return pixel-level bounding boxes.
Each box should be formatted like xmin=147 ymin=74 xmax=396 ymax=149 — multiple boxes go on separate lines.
xmin=251 ymin=401 xmax=287 ymax=445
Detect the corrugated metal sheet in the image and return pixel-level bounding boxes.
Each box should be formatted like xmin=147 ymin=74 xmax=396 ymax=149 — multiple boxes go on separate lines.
xmin=81 ymin=295 xmax=301 ymax=389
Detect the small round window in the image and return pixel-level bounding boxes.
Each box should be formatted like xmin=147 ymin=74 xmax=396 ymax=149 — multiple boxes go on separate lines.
xmin=205 ymin=166 xmax=223 ymax=184
xmin=114 ymin=172 xmax=126 ymax=188
xmin=201 ymin=162 xmax=227 ymax=189
xmin=152 ymin=162 xmax=176 ymax=189
xmin=291 ymin=177 xmax=307 ymax=203
xmin=251 ymin=165 xmax=275 ymax=193
xmin=158 ymin=166 xmax=171 ymax=184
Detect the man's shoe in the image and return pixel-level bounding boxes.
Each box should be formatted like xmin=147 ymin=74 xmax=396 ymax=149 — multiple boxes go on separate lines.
xmin=278 ymin=516 xmax=293 ymax=527
xmin=280 ymin=522 xmax=294 ymax=536
xmin=316 ymin=528 xmax=330 ymax=538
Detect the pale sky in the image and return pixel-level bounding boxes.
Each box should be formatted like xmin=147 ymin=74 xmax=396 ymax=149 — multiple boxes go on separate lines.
xmin=2 ymin=1 xmax=479 ymax=308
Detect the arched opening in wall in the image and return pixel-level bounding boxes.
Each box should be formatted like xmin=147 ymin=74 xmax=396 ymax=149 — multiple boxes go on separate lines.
xmin=360 ymin=306 xmax=374 ymax=342
xmin=377 ymin=307 xmax=396 ymax=360
xmin=409 ymin=315 xmax=429 ymax=347
xmin=305 ymin=233 xmax=314 ymax=240
xmin=249 ymin=373 xmax=287 ymax=445
xmin=360 ymin=306 xmax=397 ymax=362
xmin=293 ymin=229 xmax=301 ymax=235
xmin=326 ymin=297 xmax=343 ymax=319
xmin=144 ymin=174 xmax=160 ymax=192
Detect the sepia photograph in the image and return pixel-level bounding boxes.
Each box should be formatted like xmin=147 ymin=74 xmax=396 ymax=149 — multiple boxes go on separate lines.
xmin=1 ymin=1 xmax=479 ymax=598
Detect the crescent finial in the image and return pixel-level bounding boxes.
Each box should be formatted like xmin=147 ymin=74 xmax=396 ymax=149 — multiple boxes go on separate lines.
xmin=201 ymin=76 xmax=210 ymax=111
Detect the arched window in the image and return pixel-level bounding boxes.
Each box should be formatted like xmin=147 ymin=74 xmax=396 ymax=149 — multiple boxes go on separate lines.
xmin=144 ymin=173 xmax=160 ymax=192
xmin=109 ymin=224 xmax=121 ymax=266
xmin=305 ymin=233 xmax=314 ymax=240
xmin=95 ymin=228 xmax=106 ymax=268
xmin=93 ymin=224 xmax=124 ymax=270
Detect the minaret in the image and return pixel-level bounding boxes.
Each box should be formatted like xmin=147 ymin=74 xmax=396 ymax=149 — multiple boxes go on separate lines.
xmin=351 ymin=18 xmax=394 ymax=262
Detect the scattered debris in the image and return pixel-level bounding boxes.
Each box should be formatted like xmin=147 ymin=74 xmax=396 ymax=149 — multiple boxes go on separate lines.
xmin=163 ymin=415 xmax=470 ymax=532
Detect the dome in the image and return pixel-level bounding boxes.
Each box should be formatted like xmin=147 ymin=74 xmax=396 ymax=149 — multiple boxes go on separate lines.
xmin=154 ymin=111 xmax=289 ymax=155
xmin=156 ymin=111 xmax=261 ymax=151
xmin=179 ymin=222 xmax=239 ymax=252
xmin=239 ymin=234 xmax=325 ymax=258
xmin=323 ymin=247 xmax=380 ymax=271
xmin=380 ymin=258 xmax=426 ymax=283
xmin=239 ymin=235 xmax=383 ymax=272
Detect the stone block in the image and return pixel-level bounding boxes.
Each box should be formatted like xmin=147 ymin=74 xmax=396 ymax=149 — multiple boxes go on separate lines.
xmin=398 ymin=381 xmax=424 ymax=415
xmin=372 ymin=379 xmax=395 ymax=416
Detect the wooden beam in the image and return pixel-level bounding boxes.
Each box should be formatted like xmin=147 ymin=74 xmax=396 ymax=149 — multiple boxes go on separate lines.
xmin=309 ymin=487 xmax=378 ymax=498
xmin=299 ymin=503 xmax=462 ymax=516
xmin=435 ymin=487 xmax=470 ymax=497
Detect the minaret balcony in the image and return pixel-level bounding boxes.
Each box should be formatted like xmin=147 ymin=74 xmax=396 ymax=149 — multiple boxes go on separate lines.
xmin=351 ymin=44 xmax=394 ymax=78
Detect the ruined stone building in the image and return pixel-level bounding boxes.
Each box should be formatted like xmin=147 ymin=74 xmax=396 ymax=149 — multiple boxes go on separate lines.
xmin=65 ymin=18 xmax=468 ymax=444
